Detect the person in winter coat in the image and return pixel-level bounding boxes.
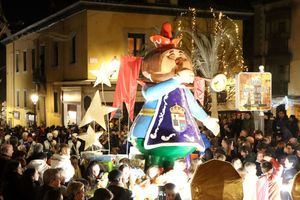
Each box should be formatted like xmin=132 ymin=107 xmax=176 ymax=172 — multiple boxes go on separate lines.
xmin=289 ymin=115 xmax=299 ymax=138
xmin=243 ymin=162 xmax=258 ymax=200
xmin=27 ymin=152 xmax=50 ymax=183
xmin=35 ymin=168 xmax=62 ymax=200
xmin=50 ymin=144 xmax=75 ymax=183
xmin=2 ymin=160 xmax=23 ymax=200
xmin=90 ymin=188 xmax=113 ymax=200
xmin=44 ymin=132 xmax=57 ymax=152
xmin=281 ymin=155 xmax=298 ymax=200
xmin=242 ymin=112 xmax=255 ymax=136
xmin=68 ymin=133 xmax=82 ymax=156
xmin=107 ymin=169 xmax=133 ymax=200
xmin=20 ymin=168 xmax=40 ymax=200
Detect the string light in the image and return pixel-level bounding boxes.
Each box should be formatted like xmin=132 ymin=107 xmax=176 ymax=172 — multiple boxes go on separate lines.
xmin=175 ymin=7 xmax=246 ymax=75
xmin=176 ymin=12 xmax=184 ymax=48
xmin=189 ymin=7 xmax=197 ymax=55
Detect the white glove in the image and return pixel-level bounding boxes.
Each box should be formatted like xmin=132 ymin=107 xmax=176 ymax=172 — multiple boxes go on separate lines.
xmin=202 ymin=116 xmax=220 ymax=136
xmin=174 ymin=69 xmax=195 ymax=84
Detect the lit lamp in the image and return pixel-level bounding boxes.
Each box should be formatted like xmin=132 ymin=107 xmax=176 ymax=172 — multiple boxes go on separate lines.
xmin=210 ymin=74 xmax=227 ymax=92
xmin=30 ymin=93 xmax=39 ymax=126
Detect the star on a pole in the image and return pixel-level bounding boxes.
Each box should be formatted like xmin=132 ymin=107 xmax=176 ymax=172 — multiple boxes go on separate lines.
xmin=79 ymin=90 xmax=118 ymax=130
xmin=77 ymin=125 xmax=102 ymax=150
xmin=90 ymin=64 xmax=111 ymax=87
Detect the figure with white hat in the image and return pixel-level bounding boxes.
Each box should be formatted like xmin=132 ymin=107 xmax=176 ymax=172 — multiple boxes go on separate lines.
xmin=68 ymin=133 xmax=82 ymax=156
xmin=44 ymin=132 xmax=57 ymax=152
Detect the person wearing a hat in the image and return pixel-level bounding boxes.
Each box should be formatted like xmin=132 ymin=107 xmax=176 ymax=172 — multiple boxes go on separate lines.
xmin=44 ymin=132 xmax=57 ymax=152
xmin=68 ymin=133 xmax=82 ymax=156
xmin=19 ymin=132 xmax=28 ymax=145
xmin=107 ymin=169 xmax=133 ymax=200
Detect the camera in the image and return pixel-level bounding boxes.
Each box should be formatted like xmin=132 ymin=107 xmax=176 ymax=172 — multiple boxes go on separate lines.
xmin=158 ymin=186 xmax=166 ymax=200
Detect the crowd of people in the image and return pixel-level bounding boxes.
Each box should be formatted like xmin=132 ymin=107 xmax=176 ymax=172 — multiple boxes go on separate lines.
xmin=0 ymin=107 xmax=300 ymax=200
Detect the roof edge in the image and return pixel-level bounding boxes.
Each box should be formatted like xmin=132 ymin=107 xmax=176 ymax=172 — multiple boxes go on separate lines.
xmin=1 ymin=0 xmax=254 ymax=44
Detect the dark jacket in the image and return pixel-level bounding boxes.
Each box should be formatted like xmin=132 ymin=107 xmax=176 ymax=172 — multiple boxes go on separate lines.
xmin=282 ymin=167 xmax=298 ymax=184
xmin=2 ymin=172 xmax=22 ymax=200
xmin=0 ymin=153 xmax=11 ymax=195
xmin=107 ymin=184 xmax=133 ymax=200
xmin=35 ymin=184 xmax=59 ymax=200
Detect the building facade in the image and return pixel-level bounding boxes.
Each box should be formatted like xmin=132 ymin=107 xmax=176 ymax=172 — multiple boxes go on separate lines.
xmin=3 ymin=1 xmax=251 ymax=127
xmin=252 ymin=0 xmax=300 ymax=118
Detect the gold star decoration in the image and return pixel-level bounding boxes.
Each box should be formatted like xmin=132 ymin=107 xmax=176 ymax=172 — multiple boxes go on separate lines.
xmin=79 ymin=90 xmax=118 ymax=130
xmin=77 ymin=125 xmax=102 ymax=150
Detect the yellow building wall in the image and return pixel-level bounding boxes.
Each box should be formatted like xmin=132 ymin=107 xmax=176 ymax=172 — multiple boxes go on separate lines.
xmin=289 ymin=2 xmax=300 ymax=96
xmin=6 ymin=9 xmax=243 ymax=127
xmin=6 ymin=43 xmax=14 ymax=126
xmin=6 ymin=34 xmax=39 ymax=127
xmin=86 ymin=10 xmax=176 ymax=78
xmin=39 ymin=11 xmax=87 ymax=126
xmin=62 ymin=11 xmax=88 ymax=81
xmin=45 ymin=84 xmax=62 ymax=126
xmin=5 ymin=11 xmax=88 ymax=127
xmin=86 ymin=10 xmax=243 ymax=79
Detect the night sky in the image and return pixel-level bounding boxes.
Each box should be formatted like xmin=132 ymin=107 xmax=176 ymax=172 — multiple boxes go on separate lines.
xmin=0 ymin=0 xmax=255 ymax=103
xmin=1 ymin=0 xmax=77 ymax=33
xmin=1 ymin=0 xmax=254 ymax=33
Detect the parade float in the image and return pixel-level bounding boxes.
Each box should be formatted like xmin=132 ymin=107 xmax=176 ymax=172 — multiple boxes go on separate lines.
xmin=129 ymin=22 xmax=220 ymax=167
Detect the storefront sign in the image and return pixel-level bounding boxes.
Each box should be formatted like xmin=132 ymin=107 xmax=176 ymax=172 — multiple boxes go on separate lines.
xmin=236 ymin=72 xmax=272 ymax=111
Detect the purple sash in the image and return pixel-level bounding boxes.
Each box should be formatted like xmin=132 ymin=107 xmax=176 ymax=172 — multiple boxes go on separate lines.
xmin=144 ymin=87 xmax=205 ymax=150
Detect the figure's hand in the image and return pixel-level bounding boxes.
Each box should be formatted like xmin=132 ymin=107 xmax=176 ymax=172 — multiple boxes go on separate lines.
xmin=202 ymin=116 xmax=220 ymax=136
xmin=174 ymin=69 xmax=194 ymax=84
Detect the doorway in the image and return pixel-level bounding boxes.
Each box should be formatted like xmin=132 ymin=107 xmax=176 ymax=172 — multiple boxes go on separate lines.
xmin=64 ymin=103 xmax=81 ymax=126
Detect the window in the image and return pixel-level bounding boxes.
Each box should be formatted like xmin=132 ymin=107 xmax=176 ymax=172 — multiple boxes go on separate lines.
xmin=128 ymin=33 xmax=145 ymax=56
xmin=53 ymin=42 xmax=58 ymax=67
xmin=70 ymin=35 xmax=76 ymax=63
xmin=16 ymin=53 xmax=19 ymax=73
xmin=24 ymin=90 xmax=27 ymax=108
xmin=23 ymin=51 xmax=27 ymax=72
xmin=32 ymin=49 xmax=35 ymax=70
xmin=269 ymin=64 xmax=289 ymax=96
xmin=16 ymin=91 xmax=20 ymax=107
xmin=54 ymin=92 xmax=59 ymax=113
xmin=39 ymin=46 xmax=45 ymax=76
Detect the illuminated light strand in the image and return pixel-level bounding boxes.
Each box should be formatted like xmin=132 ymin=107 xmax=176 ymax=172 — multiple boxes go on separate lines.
xmin=225 ymin=16 xmax=247 ymax=72
xmin=176 ymin=7 xmax=246 ymax=77
xmin=189 ymin=7 xmax=197 ymax=55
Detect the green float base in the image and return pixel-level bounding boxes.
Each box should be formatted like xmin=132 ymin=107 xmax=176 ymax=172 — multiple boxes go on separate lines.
xmin=136 ymin=138 xmax=195 ymax=169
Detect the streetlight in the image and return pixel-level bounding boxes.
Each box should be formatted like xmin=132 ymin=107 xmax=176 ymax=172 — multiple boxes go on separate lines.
xmin=31 ymin=93 xmax=39 ymax=126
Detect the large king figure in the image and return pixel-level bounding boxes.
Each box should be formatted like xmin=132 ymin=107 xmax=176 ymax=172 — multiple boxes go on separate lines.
xmin=130 ymin=23 xmax=219 ymax=167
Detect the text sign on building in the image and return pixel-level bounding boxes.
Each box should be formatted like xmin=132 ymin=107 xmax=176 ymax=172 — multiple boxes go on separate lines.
xmin=236 ymin=72 xmax=272 ymax=111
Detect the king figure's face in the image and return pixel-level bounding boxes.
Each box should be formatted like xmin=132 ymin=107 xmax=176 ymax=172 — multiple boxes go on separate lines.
xmin=142 ymin=46 xmax=193 ymax=82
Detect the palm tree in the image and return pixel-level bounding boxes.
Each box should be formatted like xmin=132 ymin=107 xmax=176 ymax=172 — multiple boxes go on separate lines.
xmin=175 ymin=11 xmax=245 ymax=117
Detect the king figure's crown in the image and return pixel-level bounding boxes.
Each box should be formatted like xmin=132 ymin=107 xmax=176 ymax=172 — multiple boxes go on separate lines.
xmin=170 ymin=104 xmax=185 ymax=114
